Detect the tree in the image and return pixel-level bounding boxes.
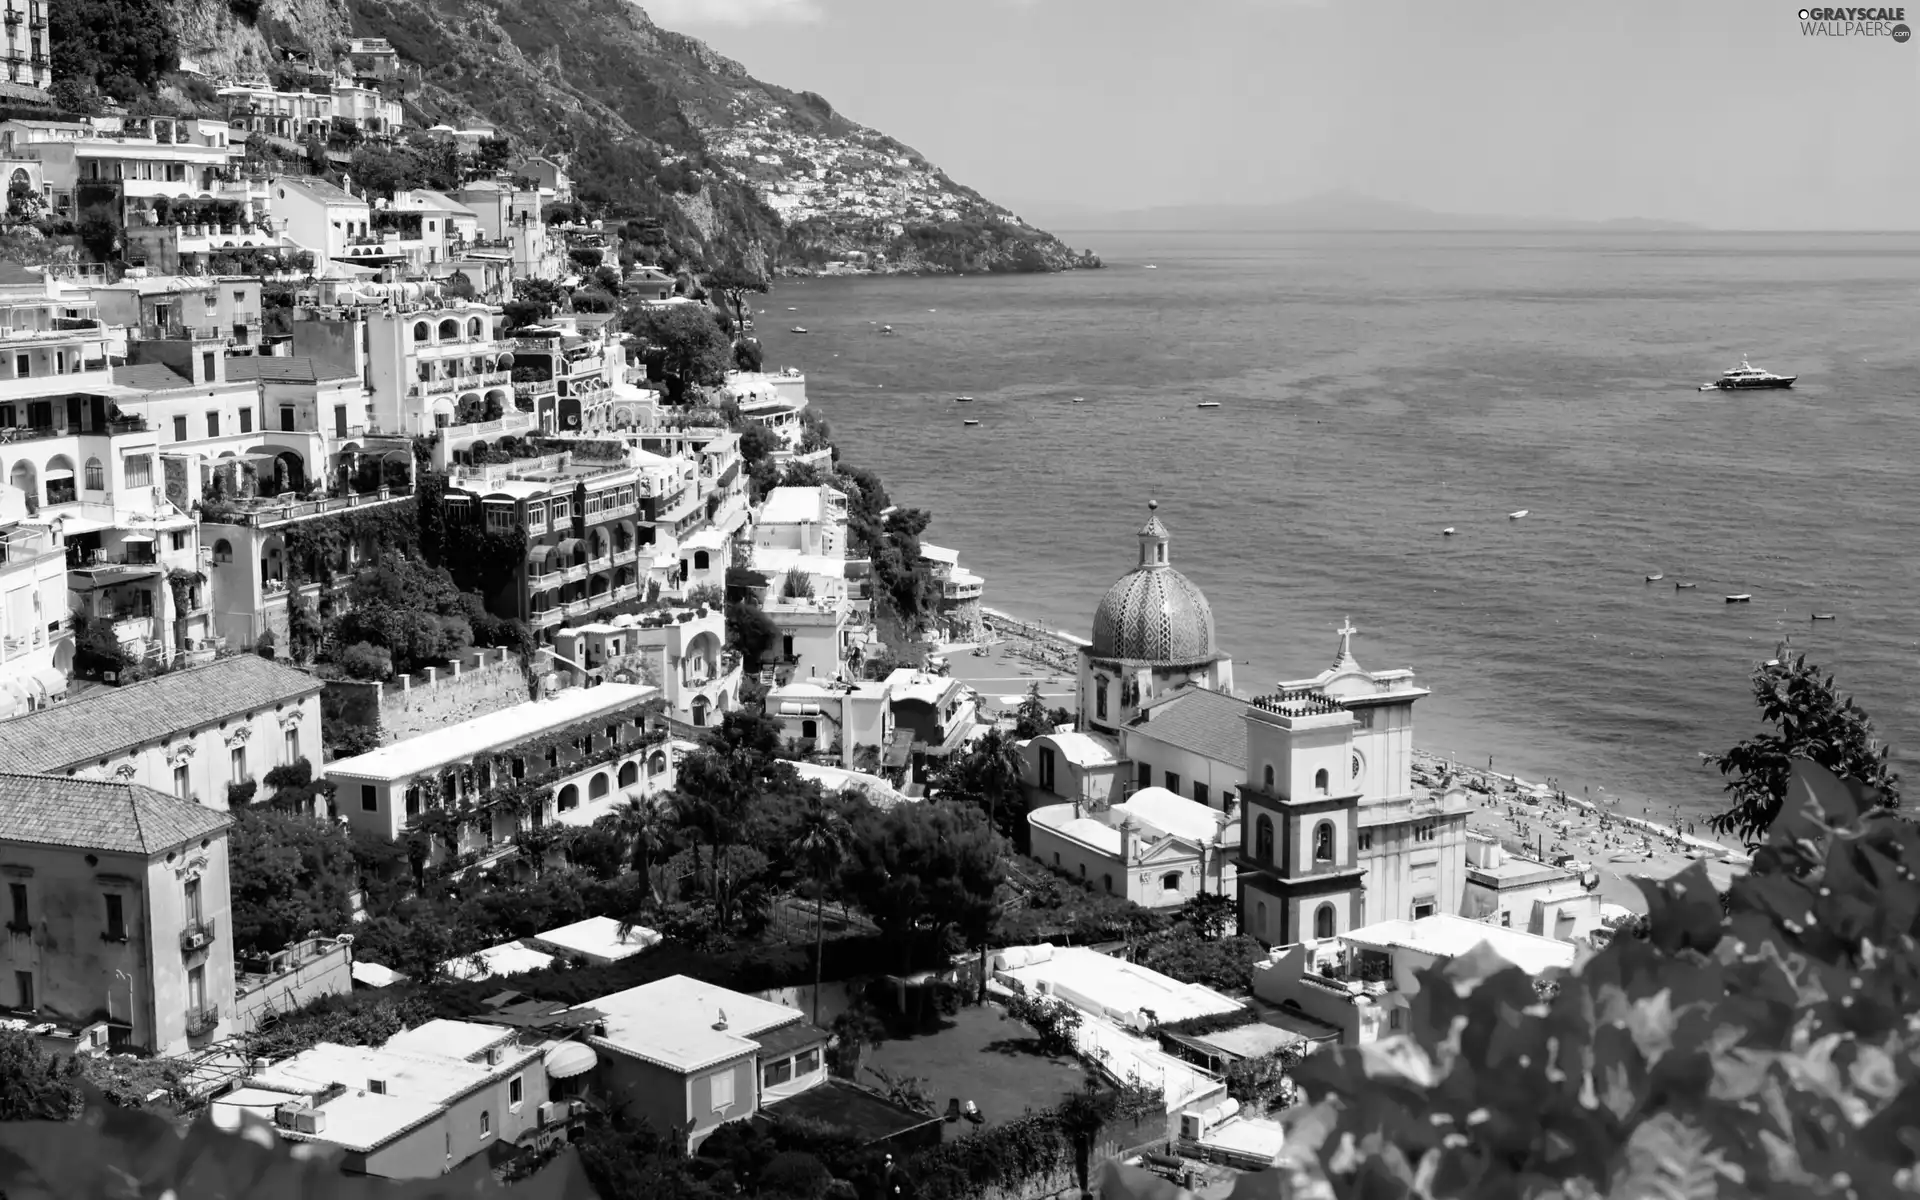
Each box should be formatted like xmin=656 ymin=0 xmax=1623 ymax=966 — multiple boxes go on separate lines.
xmin=623 ymin=303 xmax=732 ymax=403
xmin=842 ymin=801 xmax=1003 ymax=970
xmin=703 ymin=263 xmax=767 ymax=331
xmin=347 ymin=145 xmax=425 ymax=199
xmin=793 ymin=794 xmax=853 ymax=1025
xmin=933 ymin=726 xmax=1026 ymax=838
xmin=1013 ymin=682 xmax=1053 ymax=739
xmin=48 ymin=0 xmax=178 ymax=93
xmin=0 ymin=1031 xmax=78 ymax=1121
xmin=733 ymin=338 xmax=764 ymax=373
xmin=227 ymin=807 xmax=361 ymax=955
xmin=1177 ymin=891 xmax=1236 ymax=941
xmin=1706 ymin=645 xmax=1900 ymax=845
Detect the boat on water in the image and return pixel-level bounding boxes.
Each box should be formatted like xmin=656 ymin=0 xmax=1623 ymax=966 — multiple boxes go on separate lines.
xmin=1812 ymin=613 xmax=1837 ymax=621
xmin=1726 ymin=594 xmax=1753 ymax=604
xmin=962 ymin=419 xmax=980 ymax=426
xmin=1699 ymin=358 xmax=1796 ymax=391
xmin=1442 ymin=527 xmax=1455 ymax=536
xmin=1646 ymin=573 xmax=1664 ymax=582
xmin=1144 ymin=265 xmax=1158 ymax=269
xmin=1509 ymin=509 xmax=1530 ymax=520
xmin=955 ymin=396 xmax=974 ymax=403
xmin=790 ymin=326 xmax=809 ymax=334
xmin=880 ymin=325 xmax=894 ymax=335
xmin=1676 ymin=582 xmax=1696 ymax=590
xmin=1072 ymin=397 xmax=1085 ymax=404
xmin=1196 ymin=401 xmax=1220 ymax=409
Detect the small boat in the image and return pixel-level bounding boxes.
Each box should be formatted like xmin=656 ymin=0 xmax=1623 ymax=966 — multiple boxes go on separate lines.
xmin=1144 ymin=265 xmax=1158 ymax=269
xmin=962 ymin=419 xmax=980 ymax=426
xmin=1675 ymin=582 xmax=1696 ymax=590
xmin=1811 ymin=613 xmax=1837 ymax=621
xmin=1509 ymin=509 xmax=1530 ymax=520
xmin=1071 ymin=397 xmax=1085 ymax=403
xmin=955 ymin=396 xmax=974 ymax=402
xmin=1442 ymin=527 xmax=1455 ymax=536
xmin=1196 ymin=401 xmax=1220 ymax=409
xmin=880 ymin=325 xmax=894 ymax=335
xmin=790 ymin=326 xmax=809 ymax=334
xmin=1645 ymin=573 xmax=1664 ymax=582
xmin=1725 ymin=594 xmax=1752 ymax=604
xmin=1699 ymin=357 xmax=1796 ymax=391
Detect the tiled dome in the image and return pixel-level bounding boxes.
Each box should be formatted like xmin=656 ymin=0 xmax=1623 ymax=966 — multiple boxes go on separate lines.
xmin=1089 ymin=503 xmax=1218 ymax=664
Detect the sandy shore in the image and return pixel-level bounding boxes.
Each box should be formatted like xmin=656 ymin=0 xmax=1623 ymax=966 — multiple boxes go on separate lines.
xmin=951 ymin=612 xmax=1748 ymax=915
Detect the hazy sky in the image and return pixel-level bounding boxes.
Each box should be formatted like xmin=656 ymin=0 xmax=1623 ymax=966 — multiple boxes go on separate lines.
xmin=639 ymin=0 xmax=1920 ymax=228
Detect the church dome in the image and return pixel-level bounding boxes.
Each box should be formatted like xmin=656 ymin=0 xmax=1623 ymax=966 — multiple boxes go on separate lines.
xmin=1090 ymin=504 xmax=1218 ymax=664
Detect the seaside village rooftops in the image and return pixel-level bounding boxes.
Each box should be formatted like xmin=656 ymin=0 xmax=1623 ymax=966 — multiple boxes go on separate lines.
xmin=0 ymin=655 xmax=322 ymax=774
xmin=383 ymin=1019 xmax=518 ymax=1063
xmin=527 ymin=915 xmax=662 ymax=966
xmin=758 ymin=484 xmax=846 ymax=527
xmin=324 ymin=683 xmax=655 ymax=782
xmin=1031 ymin=786 xmax=1234 ymax=859
xmin=994 ymin=944 xmax=1242 ymax=1029
xmin=584 ymin=975 xmax=816 ymax=1073
xmin=1345 ymin=913 xmax=1578 ymax=976
xmin=440 ymin=941 xmax=557 ymax=983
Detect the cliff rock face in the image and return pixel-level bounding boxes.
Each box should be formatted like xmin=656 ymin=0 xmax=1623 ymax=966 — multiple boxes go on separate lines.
xmin=155 ymin=0 xmax=1094 ymax=276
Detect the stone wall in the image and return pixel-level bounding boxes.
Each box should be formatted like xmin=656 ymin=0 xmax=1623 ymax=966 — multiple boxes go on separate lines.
xmin=322 ymin=647 xmax=545 ymax=744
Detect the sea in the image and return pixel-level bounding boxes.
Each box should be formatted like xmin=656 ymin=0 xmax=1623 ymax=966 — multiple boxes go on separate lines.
xmin=752 ymin=230 xmax=1920 ymax=827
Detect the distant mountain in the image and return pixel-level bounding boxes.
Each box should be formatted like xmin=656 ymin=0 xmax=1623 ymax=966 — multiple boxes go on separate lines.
xmin=1019 ymin=191 xmax=1704 ymax=233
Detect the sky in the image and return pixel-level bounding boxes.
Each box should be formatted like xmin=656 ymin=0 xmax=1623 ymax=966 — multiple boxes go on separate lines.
xmin=637 ymin=0 xmax=1920 ymax=229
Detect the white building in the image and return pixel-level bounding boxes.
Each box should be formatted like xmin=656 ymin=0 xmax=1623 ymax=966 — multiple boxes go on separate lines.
xmin=1461 ymin=834 xmax=1604 ymax=942
xmin=267 ymin=175 xmax=372 ymax=267
xmin=0 ymin=483 xmax=72 ymax=714
xmin=1027 ymin=785 xmax=1238 ymax=907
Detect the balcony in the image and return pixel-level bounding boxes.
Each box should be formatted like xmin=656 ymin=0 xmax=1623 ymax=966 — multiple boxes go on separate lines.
xmin=185 ymin=1004 xmax=220 ymax=1037
xmin=180 ymin=916 xmax=216 ymax=955
xmin=532 ymin=608 xmax=563 ymax=630
xmin=563 ymin=598 xmax=592 ymax=618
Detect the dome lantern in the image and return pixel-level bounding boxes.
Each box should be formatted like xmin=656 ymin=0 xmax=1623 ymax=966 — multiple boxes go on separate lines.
xmin=1138 ymin=499 xmax=1171 ymax=569
xmin=1090 ymin=504 xmax=1218 ymax=665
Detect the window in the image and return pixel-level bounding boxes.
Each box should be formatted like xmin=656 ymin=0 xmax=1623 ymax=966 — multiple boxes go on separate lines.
xmin=230 ymin=746 xmax=246 ymax=783
xmin=1136 ymin=761 xmax=1151 ymax=790
xmin=1038 ymin=747 xmax=1056 ymax=792
xmin=1501 ymin=911 xmax=1512 ymax=927
xmin=212 ymin=539 xmax=233 ymax=563
xmin=1164 ymin=771 xmax=1179 ymax=794
xmin=480 ymin=1110 xmax=491 ymax=1137
xmin=239 ymin=408 xmax=252 ymax=434
xmin=361 ymin=785 xmax=377 ymax=812
xmin=170 ymin=531 xmax=187 ymax=552
xmin=172 ymin=415 xmax=187 ymax=442
xmin=709 ymin=1068 xmax=735 ymax=1111
xmin=1413 ymin=900 xmax=1436 ymax=919
xmin=795 ymin=1048 xmax=819 ymax=1075
xmin=83 ymin=458 xmax=103 ymax=490
xmin=1352 ymin=752 xmax=1363 ymax=780
xmin=184 ymin=878 xmax=202 ymax=926
xmin=1263 ymin=764 xmax=1275 ymax=791
xmin=13 ymin=353 xmax=27 ymax=377
xmin=509 ymin=1076 xmax=524 ymax=1108
xmin=205 ymin=412 xmax=219 ymax=438
xmin=125 ymin=455 xmax=152 ymax=488
xmin=7 ymin=882 xmax=26 ymax=929
xmin=1415 ymin=823 xmax=1437 ymax=843
xmin=1255 ymin=901 xmax=1267 ymax=937
xmin=1358 ymin=831 xmax=1374 ymax=852
xmin=280 ymin=406 xmax=295 ymax=432
xmin=1255 ymin=815 xmax=1274 ymax=865
xmin=369 ymin=1078 xmax=387 ymax=1095
xmin=1193 ymin=782 xmax=1208 ymax=807
xmin=188 ymin=963 xmax=206 ymax=1010
xmin=1314 ymin=902 xmax=1337 ymax=939
xmin=172 ymin=764 xmax=189 ymax=800
xmin=1313 ymin=821 xmax=1334 ymax=862
xmin=801 ymin=719 xmax=817 ymax=740
xmin=285 ymin=728 xmax=298 ymax=765
xmin=1095 ymin=678 xmax=1108 ymax=721
xmin=693 ymin=549 xmax=710 ymax=570
xmin=1161 ymin=872 xmax=1182 ymax=892
xmin=201 ymin=352 xmax=215 ymax=382
xmin=413 ymin=322 xmax=429 ymax=343
xmin=1102 ymin=874 xmax=1113 ymax=894
xmin=14 ymin=970 xmax=31 ymax=1011
xmin=763 ymin=1057 xmax=794 ymax=1087
xmin=1314 ymin=767 xmax=1329 ymax=795
xmin=104 ymin=894 xmax=125 ymax=941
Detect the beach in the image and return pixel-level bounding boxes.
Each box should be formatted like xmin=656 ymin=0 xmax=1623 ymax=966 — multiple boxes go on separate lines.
xmin=941 ymin=610 xmax=1748 ymax=915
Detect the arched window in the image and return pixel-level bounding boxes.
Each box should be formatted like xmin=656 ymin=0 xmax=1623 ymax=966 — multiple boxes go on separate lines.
xmin=1314 ymin=902 xmax=1337 ymax=939
xmin=437 ymin=318 xmax=459 ymax=341
xmin=801 ymin=718 xmax=818 ymax=740
xmin=589 ymin=773 xmax=610 ymax=799
xmin=1161 ymin=872 xmax=1182 ymax=892
xmin=1094 ymin=675 xmax=1109 ymax=721
xmin=1263 ymin=764 xmax=1275 ymax=792
xmin=693 ymin=550 xmax=710 ymax=570
xmin=412 ymin=321 xmax=429 ymax=343
xmin=557 ymin=783 xmax=579 ymax=812
xmin=617 ymin=761 xmax=639 ymax=788
xmin=691 ymin=695 xmax=709 ymax=727
xmin=1314 ymin=767 xmax=1329 ymax=795
xmin=1352 ymin=752 xmax=1363 ymax=780
xmin=647 ymin=750 xmax=667 ymax=775
xmin=212 ymin=539 xmax=232 ymax=563
xmin=1255 ymin=814 xmax=1275 ymax=864
xmin=1313 ymin=821 xmax=1334 ymax=862
xmin=467 ymin=317 xmax=484 ymax=339
xmin=83 ymin=457 xmax=103 ymax=491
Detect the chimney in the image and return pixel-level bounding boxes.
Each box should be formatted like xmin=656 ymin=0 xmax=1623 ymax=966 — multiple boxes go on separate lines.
xmin=1118 ymin=817 xmax=1136 ymax=864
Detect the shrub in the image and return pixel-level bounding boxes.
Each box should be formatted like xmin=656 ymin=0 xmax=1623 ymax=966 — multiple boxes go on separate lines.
xmin=335 ymin=640 xmax=392 ymax=681
xmin=1000 ymin=987 xmax=1083 ymax=1058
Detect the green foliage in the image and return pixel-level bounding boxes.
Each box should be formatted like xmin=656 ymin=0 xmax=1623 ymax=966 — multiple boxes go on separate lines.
xmin=1135 ymin=931 xmax=1264 ymax=993
xmin=1707 ymin=645 xmax=1901 ymax=845
xmin=931 ymin=726 xmax=1027 ymax=839
xmin=1177 ymin=890 xmax=1237 ymax=941
xmin=842 ymin=801 xmax=1004 ymax=969
xmin=994 ymin=857 xmax=1171 ymax=946
xmin=228 ymin=805 xmax=372 ymax=955
xmin=335 ymin=640 xmax=393 ymax=681
xmin=1001 ymin=987 xmax=1084 ymax=1057
xmin=0 ymin=1031 xmax=80 ymax=1121
xmin=239 ymin=992 xmax=434 ymax=1064
xmin=48 ymin=0 xmax=179 ymax=97
xmin=624 ymin=303 xmax=733 ymax=403
xmin=733 ymin=338 xmax=764 ymax=373
xmin=1283 ymin=757 xmax=1920 ymax=1199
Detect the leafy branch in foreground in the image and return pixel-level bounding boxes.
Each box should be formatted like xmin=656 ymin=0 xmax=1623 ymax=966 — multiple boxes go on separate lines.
xmin=1281 ymin=757 xmax=1920 ymax=1199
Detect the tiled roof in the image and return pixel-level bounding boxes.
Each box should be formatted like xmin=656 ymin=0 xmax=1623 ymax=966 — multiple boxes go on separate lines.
xmin=0 ymin=655 xmax=322 ymax=772
xmin=224 ymin=355 xmax=350 ymax=385
xmin=112 ymin=362 xmax=192 ymax=391
xmin=1127 ymin=685 xmax=1248 ymax=770
xmin=273 ymin=175 xmax=362 ymax=205
xmin=0 ymin=773 xmax=230 ymax=855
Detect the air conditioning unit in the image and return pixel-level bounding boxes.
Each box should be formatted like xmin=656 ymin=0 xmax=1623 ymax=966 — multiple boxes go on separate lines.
xmin=1033 ymin=980 xmax=1052 ymax=996
xmin=293 ymin=1108 xmax=326 ymax=1134
xmin=536 ymin=1101 xmax=555 ymax=1127
xmin=274 ymin=1101 xmax=308 ymax=1129
xmin=1179 ymin=1112 xmax=1206 ymax=1142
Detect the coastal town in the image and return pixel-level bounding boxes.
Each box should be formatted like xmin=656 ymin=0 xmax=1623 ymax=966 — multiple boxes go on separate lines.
xmin=0 ymin=10 xmax=1892 ymax=1200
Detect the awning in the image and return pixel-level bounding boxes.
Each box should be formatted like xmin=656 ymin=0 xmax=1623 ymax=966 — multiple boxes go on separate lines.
xmin=0 ymin=680 xmax=28 ymax=721
xmin=120 ymin=533 xmax=155 ymax=544
xmin=44 ymin=463 xmax=73 ymax=480
xmin=496 ymin=351 xmax=514 ymax=369
xmin=553 ymin=537 xmax=582 ymax=560
xmin=544 ymin=1041 xmax=598 ymax=1080
xmin=527 ymin=543 xmax=555 ymax=564
xmin=27 ymin=666 xmax=66 ymax=699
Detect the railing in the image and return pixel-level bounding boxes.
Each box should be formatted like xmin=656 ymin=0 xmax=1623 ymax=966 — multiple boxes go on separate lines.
xmin=180 ymin=917 xmax=216 ymax=955
xmin=943 ymin=580 xmax=984 ymax=600
xmin=185 ymin=1005 xmax=220 ymax=1037
xmin=562 ymin=562 xmax=589 ymax=584
xmin=515 ymin=378 xmax=556 ymax=398
xmin=138 ymin=323 xmax=220 ymax=342
xmin=563 ymin=599 xmax=592 ymax=618
xmin=201 ymin=489 xmax=405 ymax=527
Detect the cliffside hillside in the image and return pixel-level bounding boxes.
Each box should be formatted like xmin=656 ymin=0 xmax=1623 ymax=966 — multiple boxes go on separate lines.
xmin=158 ymin=0 xmax=1098 ymax=277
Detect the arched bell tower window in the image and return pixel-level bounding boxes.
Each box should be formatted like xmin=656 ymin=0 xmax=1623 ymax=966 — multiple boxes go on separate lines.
xmin=1314 ymin=902 xmax=1336 ymax=939
xmin=1094 ymin=674 xmax=1109 ymax=721
xmin=1262 ymin=764 xmax=1275 ymax=792
xmin=1312 ymin=820 xmax=1334 ymax=862
xmin=1255 ymin=814 xmax=1275 ymax=864
xmin=1314 ymin=767 xmax=1329 ymax=795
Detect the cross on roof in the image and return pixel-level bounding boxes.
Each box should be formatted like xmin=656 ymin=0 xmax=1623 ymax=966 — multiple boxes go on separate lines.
xmin=1336 ymin=617 xmax=1358 ymax=664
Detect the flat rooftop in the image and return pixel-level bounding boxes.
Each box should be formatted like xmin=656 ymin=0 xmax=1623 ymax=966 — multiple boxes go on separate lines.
xmin=1346 ymin=913 xmax=1577 ymax=976
xmin=324 ymin=684 xmax=655 ymax=781
xmin=383 ymin=1019 xmax=517 ymax=1063
xmin=530 ymin=915 xmax=660 ymax=963
xmin=439 ymin=941 xmax=556 ymax=983
xmin=997 ymin=945 xmax=1243 ymax=1026
xmin=584 ymin=974 xmax=804 ymax=1073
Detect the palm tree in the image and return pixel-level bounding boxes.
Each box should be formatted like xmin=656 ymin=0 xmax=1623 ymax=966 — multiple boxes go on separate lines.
xmin=793 ymin=795 xmax=853 ymax=1025
xmin=966 ymin=726 xmax=1027 ymax=836
xmin=613 ymin=796 xmax=669 ymax=902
